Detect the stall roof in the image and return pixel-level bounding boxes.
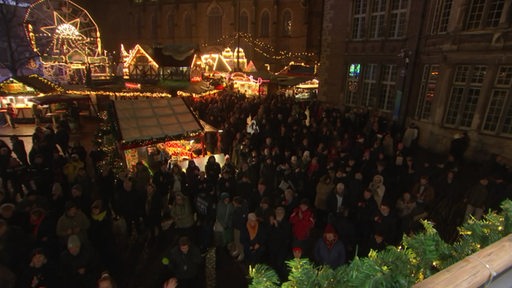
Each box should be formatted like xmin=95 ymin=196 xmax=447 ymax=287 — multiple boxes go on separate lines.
xmin=28 ymin=93 xmax=91 ymax=105
xmin=153 ymin=44 xmax=198 ymax=67
xmin=276 ymin=76 xmax=315 ymax=87
xmin=0 ymin=74 xmax=63 ymax=95
xmin=114 ymin=98 xmax=203 ymax=147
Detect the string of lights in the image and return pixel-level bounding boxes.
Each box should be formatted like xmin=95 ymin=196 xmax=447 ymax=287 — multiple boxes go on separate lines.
xmin=202 ymin=33 xmax=316 ymax=62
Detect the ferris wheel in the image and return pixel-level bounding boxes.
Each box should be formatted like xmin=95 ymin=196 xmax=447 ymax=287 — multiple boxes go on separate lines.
xmin=24 ymin=0 xmax=102 ymax=59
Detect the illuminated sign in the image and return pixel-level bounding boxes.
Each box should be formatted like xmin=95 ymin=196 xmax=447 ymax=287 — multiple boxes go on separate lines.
xmin=125 ymin=82 xmax=141 ymax=89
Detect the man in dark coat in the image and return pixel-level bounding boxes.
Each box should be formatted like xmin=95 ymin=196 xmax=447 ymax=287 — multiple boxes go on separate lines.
xmin=161 ymin=236 xmax=202 ymax=288
xmin=10 ymin=136 xmax=28 ymax=167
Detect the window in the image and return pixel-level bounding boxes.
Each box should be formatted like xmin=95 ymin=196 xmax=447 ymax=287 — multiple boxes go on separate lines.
xmin=415 ymin=65 xmax=439 ymax=120
xmin=282 ymin=10 xmax=292 ymax=36
xmin=260 ymin=10 xmax=270 ymax=37
xmin=362 ymin=64 xmax=378 ymax=107
xmin=345 ymin=64 xmax=362 ymax=106
xmin=378 ymin=64 xmax=397 ymax=111
xmin=352 ymin=0 xmax=367 ymax=39
xmin=482 ymin=66 xmax=512 ymax=134
xmin=167 ymin=13 xmax=175 ymax=38
xmin=208 ymin=6 xmax=223 ymax=43
xmin=444 ymin=65 xmax=487 ymax=128
xmin=388 ymin=0 xmax=408 ymax=38
xmin=431 ymin=0 xmax=452 ymax=34
xmin=465 ymin=0 xmax=504 ymax=30
xmin=369 ymin=0 xmax=386 ymax=39
xmin=151 ymin=13 xmax=158 ymax=39
xmin=183 ymin=12 xmax=192 ymax=38
xmin=240 ymin=10 xmax=249 ymax=33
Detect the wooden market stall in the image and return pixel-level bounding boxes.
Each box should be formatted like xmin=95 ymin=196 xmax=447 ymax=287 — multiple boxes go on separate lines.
xmin=0 ymin=74 xmax=63 ymax=120
xmin=113 ymin=97 xmax=222 ymax=172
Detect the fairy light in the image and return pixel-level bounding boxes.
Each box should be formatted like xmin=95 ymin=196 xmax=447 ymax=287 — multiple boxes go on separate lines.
xmin=202 ymin=32 xmax=317 ymax=63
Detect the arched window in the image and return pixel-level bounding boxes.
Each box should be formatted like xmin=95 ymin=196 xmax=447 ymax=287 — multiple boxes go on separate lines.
xmin=240 ymin=10 xmax=249 ymax=33
xmin=282 ymin=9 xmax=292 ymax=36
xmin=167 ymin=13 xmax=175 ymax=39
xmin=260 ymin=10 xmax=270 ymax=37
xmin=183 ymin=12 xmax=192 ymax=37
xmin=208 ymin=6 xmax=223 ymax=43
xmin=151 ymin=13 xmax=158 ymax=39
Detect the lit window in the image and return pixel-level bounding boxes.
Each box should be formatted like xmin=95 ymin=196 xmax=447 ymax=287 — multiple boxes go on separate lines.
xmin=282 ymin=10 xmax=292 ymax=37
xmin=415 ymin=65 xmax=439 ymax=120
xmin=345 ymin=64 xmax=362 ymax=106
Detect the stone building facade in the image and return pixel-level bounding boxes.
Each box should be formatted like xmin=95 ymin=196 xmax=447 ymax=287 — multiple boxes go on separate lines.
xmin=319 ymin=0 xmax=512 ymax=162
xmin=77 ymin=0 xmax=323 ymax=71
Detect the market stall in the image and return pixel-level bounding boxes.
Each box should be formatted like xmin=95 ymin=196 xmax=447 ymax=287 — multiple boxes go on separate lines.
xmin=113 ymin=97 xmax=222 ymax=172
xmin=0 ymin=74 xmax=63 ymax=120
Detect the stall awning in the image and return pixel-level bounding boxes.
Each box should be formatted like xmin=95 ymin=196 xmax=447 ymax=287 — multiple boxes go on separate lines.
xmin=275 ymin=76 xmax=315 ymax=87
xmin=0 ymin=74 xmax=63 ymax=95
xmin=114 ymin=98 xmax=203 ymax=147
xmin=28 ymin=93 xmax=91 ymax=105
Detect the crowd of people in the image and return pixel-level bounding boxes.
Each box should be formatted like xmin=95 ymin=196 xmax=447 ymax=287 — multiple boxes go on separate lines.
xmin=0 ymin=93 xmax=511 ymax=287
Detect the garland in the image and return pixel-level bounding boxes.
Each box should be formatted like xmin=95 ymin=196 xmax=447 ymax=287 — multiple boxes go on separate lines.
xmin=249 ymin=200 xmax=512 ymax=287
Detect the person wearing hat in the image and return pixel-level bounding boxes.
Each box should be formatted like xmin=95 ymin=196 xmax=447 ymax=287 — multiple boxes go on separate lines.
xmin=60 ymin=234 xmax=99 ymax=288
xmin=313 ymin=224 xmax=346 ymax=269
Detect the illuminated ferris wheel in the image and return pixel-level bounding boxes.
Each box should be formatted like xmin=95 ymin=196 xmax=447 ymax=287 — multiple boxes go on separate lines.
xmin=24 ymin=0 xmax=102 ymax=59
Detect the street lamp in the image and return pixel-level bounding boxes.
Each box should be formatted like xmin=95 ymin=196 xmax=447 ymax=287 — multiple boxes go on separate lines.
xmin=393 ymin=48 xmax=411 ymax=126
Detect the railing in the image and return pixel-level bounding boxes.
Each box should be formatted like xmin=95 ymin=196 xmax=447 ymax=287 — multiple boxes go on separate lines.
xmin=414 ymin=234 xmax=512 ymax=288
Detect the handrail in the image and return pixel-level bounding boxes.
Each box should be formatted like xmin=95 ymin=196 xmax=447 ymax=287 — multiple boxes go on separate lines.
xmin=414 ymin=234 xmax=512 ymax=288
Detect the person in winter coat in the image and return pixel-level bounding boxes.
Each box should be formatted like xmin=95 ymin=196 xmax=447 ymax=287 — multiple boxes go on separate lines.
xmin=161 ymin=236 xmax=201 ymax=288
xmin=56 ymin=201 xmax=90 ymax=245
xmin=465 ymin=177 xmax=489 ymax=221
xmin=170 ymin=192 xmax=195 ymax=240
xmin=59 ymin=234 xmax=99 ymax=288
xmin=214 ymin=192 xmax=234 ymax=247
xmin=240 ymin=213 xmax=267 ymax=265
xmin=313 ymin=224 xmax=346 ymax=268
xmin=18 ymin=248 xmax=58 ymax=288
xmin=289 ymin=198 xmax=315 ymax=255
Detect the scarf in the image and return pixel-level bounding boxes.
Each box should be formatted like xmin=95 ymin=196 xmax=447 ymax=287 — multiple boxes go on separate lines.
xmin=247 ymin=221 xmax=259 ymax=240
xmin=92 ymin=210 xmax=107 ymax=221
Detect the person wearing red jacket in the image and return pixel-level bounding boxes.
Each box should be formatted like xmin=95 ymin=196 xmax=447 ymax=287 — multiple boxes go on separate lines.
xmin=289 ymin=199 xmax=315 ymax=256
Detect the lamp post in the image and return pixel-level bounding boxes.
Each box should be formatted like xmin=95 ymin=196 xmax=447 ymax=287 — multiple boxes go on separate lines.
xmin=394 ymin=48 xmax=411 ymax=128
xmin=236 ymin=0 xmax=241 ymax=72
